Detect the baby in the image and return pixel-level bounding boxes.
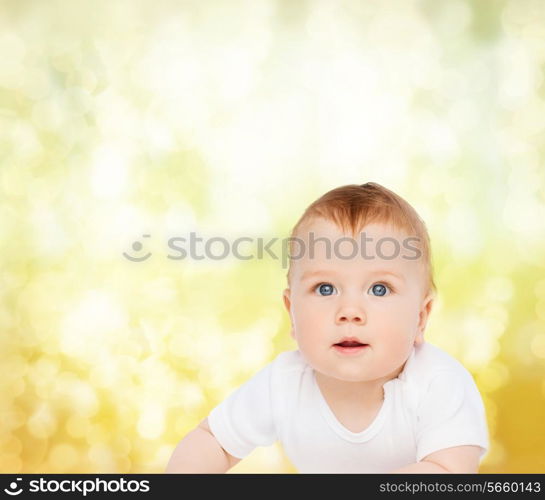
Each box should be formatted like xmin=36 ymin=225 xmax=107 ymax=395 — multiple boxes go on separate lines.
xmin=166 ymin=182 xmax=489 ymax=473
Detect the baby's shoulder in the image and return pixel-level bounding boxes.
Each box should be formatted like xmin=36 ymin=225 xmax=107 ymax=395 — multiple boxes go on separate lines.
xmin=266 ymin=349 xmax=310 ymax=392
xmin=270 ymin=349 xmax=309 ymax=374
xmin=404 ymin=342 xmax=473 ymax=389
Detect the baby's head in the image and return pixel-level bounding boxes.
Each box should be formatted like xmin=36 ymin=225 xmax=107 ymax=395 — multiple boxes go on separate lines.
xmin=282 ymin=182 xmax=436 ymax=383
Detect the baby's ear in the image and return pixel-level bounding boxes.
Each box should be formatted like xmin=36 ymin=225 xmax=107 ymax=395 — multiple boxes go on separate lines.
xmin=416 ymin=293 xmax=434 ymax=343
xmin=282 ymin=288 xmax=291 ymax=313
xmin=282 ymin=288 xmax=295 ymax=339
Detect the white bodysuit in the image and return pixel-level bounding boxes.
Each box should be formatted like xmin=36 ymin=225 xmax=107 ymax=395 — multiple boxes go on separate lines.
xmin=208 ymin=341 xmax=489 ymax=473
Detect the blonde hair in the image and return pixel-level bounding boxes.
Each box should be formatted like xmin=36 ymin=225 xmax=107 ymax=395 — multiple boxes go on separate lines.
xmin=286 ymin=182 xmax=436 ymax=296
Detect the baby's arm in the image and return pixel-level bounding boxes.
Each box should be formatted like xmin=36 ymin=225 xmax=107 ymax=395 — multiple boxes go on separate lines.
xmin=165 ymin=418 xmax=241 ymax=473
xmin=401 ymin=369 xmax=488 ymax=474
xmin=390 ymin=445 xmax=482 ymax=473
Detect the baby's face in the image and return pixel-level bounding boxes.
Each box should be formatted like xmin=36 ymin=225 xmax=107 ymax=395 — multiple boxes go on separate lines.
xmin=283 ymin=218 xmax=433 ymax=383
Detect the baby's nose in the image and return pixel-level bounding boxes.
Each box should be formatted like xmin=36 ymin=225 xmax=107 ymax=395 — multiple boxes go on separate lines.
xmin=336 ymin=307 xmax=365 ymax=324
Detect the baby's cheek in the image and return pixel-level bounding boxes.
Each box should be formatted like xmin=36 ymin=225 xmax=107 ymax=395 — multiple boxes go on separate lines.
xmin=296 ymin=309 xmax=326 ymax=333
xmin=377 ymin=334 xmax=411 ymax=362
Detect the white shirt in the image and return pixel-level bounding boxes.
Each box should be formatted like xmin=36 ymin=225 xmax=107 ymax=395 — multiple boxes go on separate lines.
xmin=207 ymin=342 xmax=489 ymax=473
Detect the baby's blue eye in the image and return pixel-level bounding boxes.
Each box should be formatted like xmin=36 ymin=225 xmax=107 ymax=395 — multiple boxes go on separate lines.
xmin=368 ymin=283 xmax=390 ymax=297
xmin=315 ymin=283 xmax=336 ymax=296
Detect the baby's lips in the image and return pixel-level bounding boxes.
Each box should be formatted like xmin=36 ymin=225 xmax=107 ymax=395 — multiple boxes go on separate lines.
xmin=333 ymin=336 xmax=367 ymax=347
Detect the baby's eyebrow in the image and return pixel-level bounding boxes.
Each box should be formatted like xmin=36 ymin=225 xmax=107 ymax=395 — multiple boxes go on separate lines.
xmin=300 ymin=270 xmax=333 ymax=282
xmin=300 ymin=269 xmax=405 ymax=282
xmin=368 ymin=269 xmax=406 ymax=282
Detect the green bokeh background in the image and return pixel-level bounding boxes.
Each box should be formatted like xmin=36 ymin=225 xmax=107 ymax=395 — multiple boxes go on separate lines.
xmin=1 ymin=0 xmax=544 ymax=473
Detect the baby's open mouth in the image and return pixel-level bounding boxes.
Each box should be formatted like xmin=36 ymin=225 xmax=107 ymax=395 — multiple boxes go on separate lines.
xmin=334 ymin=340 xmax=368 ymax=348
xmin=332 ymin=337 xmax=370 ymax=355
